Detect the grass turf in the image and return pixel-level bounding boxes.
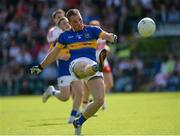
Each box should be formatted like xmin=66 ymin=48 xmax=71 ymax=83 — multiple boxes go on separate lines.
xmin=0 ymin=92 xmax=180 ymax=135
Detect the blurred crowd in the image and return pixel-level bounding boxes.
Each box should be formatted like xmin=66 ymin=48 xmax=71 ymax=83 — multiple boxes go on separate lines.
xmin=0 ymin=0 xmax=180 ymax=95
xmin=111 ymin=53 xmax=180 ymax=92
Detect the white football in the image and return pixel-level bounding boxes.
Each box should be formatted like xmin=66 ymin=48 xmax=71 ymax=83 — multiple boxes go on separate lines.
xmin=137 ymin=17 xmax=156 ymax=37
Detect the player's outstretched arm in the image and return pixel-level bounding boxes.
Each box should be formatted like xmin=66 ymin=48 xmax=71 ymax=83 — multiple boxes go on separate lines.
xmin=102 ymin=33 xmax=117 ymax=43
xmin=40 ymin=45 xmax=60 ymax=68
xmin=30 ymin=45 xmax=61 ymax=75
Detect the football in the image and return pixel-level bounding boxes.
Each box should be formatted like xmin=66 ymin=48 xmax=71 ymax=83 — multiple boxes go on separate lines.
xmin=137 ymin=17 xmax=156 ymax=37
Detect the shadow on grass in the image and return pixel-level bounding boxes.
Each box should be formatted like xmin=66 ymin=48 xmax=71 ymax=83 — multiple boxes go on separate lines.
xmin=25 ymin=117 xmax=68 ymax=127
xmin=28 ymin=122 xmax=66 ymax=127
xmin=25 ymin=117 xmax=67 ymax=122
xmin=92 ymin=114 xmax=98 ymax=117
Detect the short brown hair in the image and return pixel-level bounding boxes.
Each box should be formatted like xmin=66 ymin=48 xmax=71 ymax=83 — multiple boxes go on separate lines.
xmin=52 ymin=9 xmax=65 ymax=19
xmin=66 ymin=9 xmax=80 ymax=20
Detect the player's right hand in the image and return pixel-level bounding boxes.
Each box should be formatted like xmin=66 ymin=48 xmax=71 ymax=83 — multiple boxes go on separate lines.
xmin=30 ymin=65 xmax=43 ymax=75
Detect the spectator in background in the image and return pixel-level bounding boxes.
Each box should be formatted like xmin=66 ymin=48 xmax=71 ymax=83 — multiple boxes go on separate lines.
xmin=167 ymin=6 xmax=180 ymax=24
xmin=131 ymin=56 xmax=144 ymax=89
xmin=114 ymin=55 xmax=144 ymax=92
xmin=148 ymin=54 xmax=176 ymax=91
xmin=159 ymin=4 xmax=167 ymax=24
xmin=114 ymin=58 xmax=133 ymax=92
xmin=166 ymin=56 xmax=180 ymax=90
xmin=117 ymin=5 xmax=128 ymax=34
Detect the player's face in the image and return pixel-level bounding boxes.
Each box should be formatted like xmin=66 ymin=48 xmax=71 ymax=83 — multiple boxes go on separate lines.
xmin=54 ymin=13 xmax=64 ymax=24
xmin=59 ymin=19 xmax=71 ymax=31
xmin=69 ymin=14 xmax=83 ymax=31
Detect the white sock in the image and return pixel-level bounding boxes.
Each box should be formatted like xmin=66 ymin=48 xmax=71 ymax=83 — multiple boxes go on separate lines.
xmin=102 ymin=102 xmax=107 ymax=110
xmin=49 ymin=86 xmax=61 ymax=96
xmin=52 ymin=90 xmax=60 ymax=96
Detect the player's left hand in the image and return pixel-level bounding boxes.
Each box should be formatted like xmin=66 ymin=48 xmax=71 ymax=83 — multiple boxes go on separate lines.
xmin=109 ymin=33 xmax=118 ymax=43
xmin=112 ymin=34 xmax=118 ymax=43
xmin=30 ymin=65 xmax=43 ymax=75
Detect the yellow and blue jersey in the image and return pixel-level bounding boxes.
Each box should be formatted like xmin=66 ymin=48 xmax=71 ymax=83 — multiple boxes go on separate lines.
xmin=56 ymin=25 xmax=106 ymax=62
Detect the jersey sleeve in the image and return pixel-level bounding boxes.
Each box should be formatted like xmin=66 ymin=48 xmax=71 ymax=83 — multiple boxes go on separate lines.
xmin=46 ymin=29 xmax=54 ymax=43
xmin=47 ymin=27 xmax=63 ymax=43
xmin=49 ymin=43 xmax=54 ymax=50
xmin=48 ymin=40 xmax=57 ymax=51
xmin=91 ymin=26 xmax=106 ymax=39
xmin=56 ymin=33 xmax=66 ymax=49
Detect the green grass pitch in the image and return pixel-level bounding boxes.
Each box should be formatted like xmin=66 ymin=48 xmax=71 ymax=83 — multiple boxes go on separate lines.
xmin=0 ymin=92 xmax=180 ymax=135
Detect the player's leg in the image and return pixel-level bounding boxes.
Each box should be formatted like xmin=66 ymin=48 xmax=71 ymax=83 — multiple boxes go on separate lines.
xmin=73 ymin=77 xmax=105 ymax=129
xmin=73 ymin=61 xmax=97 ymax=79
xmin=56 ymin=76 xmax=82 ymax=122
xmin=42 ymin=76 xmax=72 ymax=103
xmin=102 ymin=72 xmax=113 ymax=110
xmin=104 ymin=72 xmax=114 ymax=92
xmin=42 ymin=85 xmax=61 ymax=103
xmin=83 ymin=77 xmax=105 ymax=117
xmin=73 ymin=78 xmax=105 ymax=135
xmin=82 ymin=81 xmax=90 ymax=111
xmin=103 ymin=60 xmax=114 ymax=93
xmin=72 ymin=49 xmax=107 ymax=79
xmin=69 ymin=56 xmax=106 ymax=135
xmin=101 ymin=60 xmax=114 ymax=109
xmin=43 ymin=76 xmax=83 ymax=124
xmin=68 ymin=80 xmax=84 ymax=123
xmin=55 ymin=86 xmax=71 ymax=101
xmin=42 ymin=85 xmax=71 ymax=103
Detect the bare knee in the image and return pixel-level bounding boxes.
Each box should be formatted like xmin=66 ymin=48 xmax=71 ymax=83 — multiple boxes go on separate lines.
xmin=58 ymin=92 xmax=70 ymax=101
xmin=58 ymin=87 xmax=71 ymax=101
xmin=60 ymin=95 xmax=70 ymax=101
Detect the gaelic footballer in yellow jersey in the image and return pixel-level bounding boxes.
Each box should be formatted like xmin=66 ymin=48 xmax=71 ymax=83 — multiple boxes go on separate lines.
xmin=30 ymin=9 xmax=117 ymax=135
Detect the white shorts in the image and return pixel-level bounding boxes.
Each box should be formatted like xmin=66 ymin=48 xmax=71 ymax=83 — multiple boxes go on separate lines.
xmin=69 ymin=57 xmax=103 ymax=81
xmin=57 ymin=75 xmax=78 ymax=88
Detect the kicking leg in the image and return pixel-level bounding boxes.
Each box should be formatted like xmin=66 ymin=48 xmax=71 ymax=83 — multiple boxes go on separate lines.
xmin=73 ymin=61 xmax=97 ymax=79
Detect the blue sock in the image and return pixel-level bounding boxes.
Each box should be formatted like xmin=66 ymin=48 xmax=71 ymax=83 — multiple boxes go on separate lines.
xmin=71 ymin=110 xmax=77 ymax=117
xmin=76 ymin=114 xmax=87 ymax=126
